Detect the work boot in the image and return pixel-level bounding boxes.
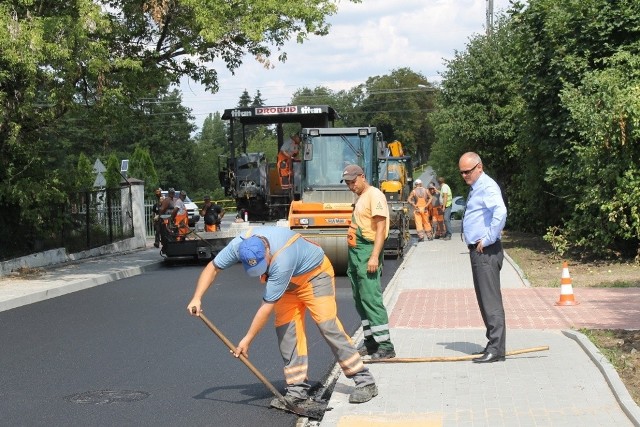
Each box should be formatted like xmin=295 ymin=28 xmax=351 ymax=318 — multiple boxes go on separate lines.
xmin=357 ymin=343 xmax=378 ymax=356
xmin=269 ymin=395 xmax=307 ymax=411
xmin=349 ymin=384 xmax=378 ymax=404
xmin=369 ymin=348 xmax=396 ymax=361
xmin=270 ymin=395 xmax=328 ymax=417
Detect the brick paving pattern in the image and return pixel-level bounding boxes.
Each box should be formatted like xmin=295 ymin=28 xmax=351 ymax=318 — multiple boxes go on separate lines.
xmin=391 ymin=288 xmax=640 ymax=330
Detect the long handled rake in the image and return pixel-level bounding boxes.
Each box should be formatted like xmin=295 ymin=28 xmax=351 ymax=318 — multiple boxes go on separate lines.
xmin=194 ymin=310 xmax=326 ymax=419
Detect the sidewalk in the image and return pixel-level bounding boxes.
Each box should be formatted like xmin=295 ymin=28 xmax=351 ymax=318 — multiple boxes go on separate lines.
xmin=0 ymin=245 xmax=162 ymax=312
xmin=319 ymin=231 xmax=640 ymax=427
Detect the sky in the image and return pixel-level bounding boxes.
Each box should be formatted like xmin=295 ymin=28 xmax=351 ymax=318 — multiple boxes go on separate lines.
xmin=179 ymin=0 xmax=513 ymax=131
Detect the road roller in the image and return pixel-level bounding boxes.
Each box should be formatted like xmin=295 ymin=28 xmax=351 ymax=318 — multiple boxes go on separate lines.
xmin=288 ymin=126 xmax=385 ymax=275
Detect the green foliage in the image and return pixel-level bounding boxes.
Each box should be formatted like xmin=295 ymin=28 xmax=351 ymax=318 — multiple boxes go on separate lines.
xmin=129 ymin=145 xmax=159 ymax=193
xmin=105 ymin=154 xmax=121 ymax=189
xmin=511 ymin=0 xmax=640 ymax=256
xmin=191 ymin=112 xmax=228 ymax=200
xmin=543 ymin=226 xmax=569 ymax=258
xmin=246 ymin=127 xmax=279 ymax=164
xmin=356 ymin=68 xmax=435 ymax=162
xmin=428 ymin=0 xmax=640 ymax=258
xmin=75 ymin=153 xmax=94 ymax=191
xmin=430 ymin=17 xmax=524 ymax=203
xmin=238 ymin=90 xmax=252 ymax=108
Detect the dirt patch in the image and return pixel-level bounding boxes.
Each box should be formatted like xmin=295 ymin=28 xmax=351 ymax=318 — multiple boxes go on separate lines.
xmin=502 ymin=230 xmax=640 ymax=406
xmin=581 ymin=329 xmax=640 ymax=406
xmin=502 ymin=231 xmax=640 ymax=288
xmin=2 ymin=266 xmax=45 ymax=279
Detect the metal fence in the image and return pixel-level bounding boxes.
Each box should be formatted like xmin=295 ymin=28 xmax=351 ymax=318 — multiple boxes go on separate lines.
xmin=64 ymin=187 xmax=134 ymax=253
xmin=0 ymin=187 xmax=135 ymax=261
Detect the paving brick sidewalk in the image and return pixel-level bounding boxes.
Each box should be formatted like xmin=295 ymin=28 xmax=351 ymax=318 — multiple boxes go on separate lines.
xmin=317 ymin=235 xmax=640 ymax=427
xmin=393 ymin=288 xmax=640 ymax=330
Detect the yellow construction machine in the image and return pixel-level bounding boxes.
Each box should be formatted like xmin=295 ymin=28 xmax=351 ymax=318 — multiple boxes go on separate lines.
xmin=377 ymin=140 xmax=412 ymax=258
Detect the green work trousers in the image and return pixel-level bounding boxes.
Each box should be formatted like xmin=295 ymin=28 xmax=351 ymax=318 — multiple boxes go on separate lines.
xmin=347 ymin=230 xmax=394 ymax=351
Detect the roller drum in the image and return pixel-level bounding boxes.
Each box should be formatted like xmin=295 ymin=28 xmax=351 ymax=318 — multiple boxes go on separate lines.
xmin=294 ymin=228 xmax=349 ymax=276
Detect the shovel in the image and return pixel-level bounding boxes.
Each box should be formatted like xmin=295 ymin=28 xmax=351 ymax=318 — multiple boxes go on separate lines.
xmin=194 ymin=310 xmax=325 ymax=420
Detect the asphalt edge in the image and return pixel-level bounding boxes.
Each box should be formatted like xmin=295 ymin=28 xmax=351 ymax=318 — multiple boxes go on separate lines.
xmin=562 ymin=329 xmax=640 ymax=427
xmin=0 ymin=257 xmax=164 ymax=313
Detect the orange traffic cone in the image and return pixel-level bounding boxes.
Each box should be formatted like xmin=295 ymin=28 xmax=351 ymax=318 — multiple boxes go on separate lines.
xmin=555 ymin=261 xmax=579 ymax=306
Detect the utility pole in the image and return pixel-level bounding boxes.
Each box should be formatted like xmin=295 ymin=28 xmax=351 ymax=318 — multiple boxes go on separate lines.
xmin=486 ymin=0 xmax=494 ymax=35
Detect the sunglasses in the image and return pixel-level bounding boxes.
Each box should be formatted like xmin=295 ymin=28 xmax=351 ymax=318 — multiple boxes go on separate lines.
xmin=460 ymin=162 xmax=480 ymax=176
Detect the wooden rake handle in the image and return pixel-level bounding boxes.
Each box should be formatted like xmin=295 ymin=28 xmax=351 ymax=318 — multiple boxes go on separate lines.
xmin=364 ymin=346 xmax=550 ymax=363
xmin=197 ymin=312 xmax=285 ymax=400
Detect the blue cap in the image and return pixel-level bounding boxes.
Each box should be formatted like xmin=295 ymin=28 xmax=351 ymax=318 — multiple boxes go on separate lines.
xmin=238 ymin=236 xmax=268 ymax=277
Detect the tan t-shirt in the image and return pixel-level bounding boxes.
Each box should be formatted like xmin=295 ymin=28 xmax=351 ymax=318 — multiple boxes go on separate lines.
xmin=353 ymin=186 xmax=390 ymax=241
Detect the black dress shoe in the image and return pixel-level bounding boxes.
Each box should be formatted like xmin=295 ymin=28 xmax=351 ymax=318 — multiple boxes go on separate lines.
xmin=472 ymin=352 xmax=505 ymax=363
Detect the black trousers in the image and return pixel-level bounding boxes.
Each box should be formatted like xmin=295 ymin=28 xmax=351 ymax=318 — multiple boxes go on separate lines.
xmin=469 ymin=241 xmax=505 ymax=355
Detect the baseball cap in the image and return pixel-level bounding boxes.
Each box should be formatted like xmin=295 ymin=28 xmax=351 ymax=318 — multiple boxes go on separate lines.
xmin=238 ymin=236 xmax=268 ymax=277
xmin=341 ymin=164 xmax=364 ymax=181
xmin=428 ymin=183 xmax=436 ymax=189
xmin=204 ymin=195 xmax=211 ymax=201
xmin=179 ymin=190 xmax=187 ymax=196
xmin=414 ymin=179 xmax=422 ymax=185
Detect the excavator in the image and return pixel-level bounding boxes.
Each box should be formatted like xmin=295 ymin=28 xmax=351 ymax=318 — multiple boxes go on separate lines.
xmin=377 ymin=140 xmax=412 ymax=258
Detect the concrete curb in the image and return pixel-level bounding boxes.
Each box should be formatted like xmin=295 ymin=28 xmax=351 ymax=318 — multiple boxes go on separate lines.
xmin=563 ymin=330 xmax=640 ymax=427
xmin=304 ymin=242 xmax=416 ymax=427
xmin=503 ymin=250 xmax=532 ymax=288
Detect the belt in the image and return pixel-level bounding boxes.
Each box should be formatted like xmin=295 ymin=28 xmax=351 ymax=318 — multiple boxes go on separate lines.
xmin=467 ymin=240 xmax=501 ymax=251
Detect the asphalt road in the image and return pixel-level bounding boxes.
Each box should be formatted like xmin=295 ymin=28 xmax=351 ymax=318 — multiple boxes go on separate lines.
xmin=0 ymin=252 xmax=401 ymax=426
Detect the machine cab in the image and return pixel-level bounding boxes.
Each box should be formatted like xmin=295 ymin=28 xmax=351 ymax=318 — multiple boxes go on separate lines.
xmin=299 ymin=127 xmax=383 ymax=192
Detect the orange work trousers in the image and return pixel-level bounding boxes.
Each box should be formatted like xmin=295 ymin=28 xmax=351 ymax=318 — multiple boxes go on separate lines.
xmin=413 ymin=206 xmax=432 ymax=240
xmin=273 ymin=256 xmax=366 ymax=395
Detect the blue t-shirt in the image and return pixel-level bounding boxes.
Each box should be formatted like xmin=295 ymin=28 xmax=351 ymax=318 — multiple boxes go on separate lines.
xmin=213 ymin=226 xmax=324 ymax=302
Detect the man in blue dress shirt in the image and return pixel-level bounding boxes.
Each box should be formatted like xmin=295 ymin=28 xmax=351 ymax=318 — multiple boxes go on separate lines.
xmin=459 ymin=152 xmax=508 ymax=363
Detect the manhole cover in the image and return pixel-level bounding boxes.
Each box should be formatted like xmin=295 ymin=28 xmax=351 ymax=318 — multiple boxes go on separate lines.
xmin=64 ymin=390 xmax=150 ymax=405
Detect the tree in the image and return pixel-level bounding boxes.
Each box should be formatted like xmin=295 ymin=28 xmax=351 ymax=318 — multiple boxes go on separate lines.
xmin=237 ymin=89 xmax=252 ymax=108
xmin=289 ymin=86 xmax=358 ymax=127
xmin=75 ymin=153 xmax=95 ymax=192
xmin=105 ymin=154 xmax=122 ymax=189
xmin=129 ymin=145 xmax=159 ymax=194
xmin=0 ymin=0 xmax=355 ymax=257
xmin=192 ymin=112 xmax=228 ymax=200
xmin=356 ymin=68 xmax=436 ymax=162
xmin=252 ymin=90 xmax=266 ymax=107
xmin=510 ymin=0 xmax=640 ymax=255
xmin=430 ymin=16 xmax=524 ymax=210
xmin=558 ymin=51 xmax=640 ymax=255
